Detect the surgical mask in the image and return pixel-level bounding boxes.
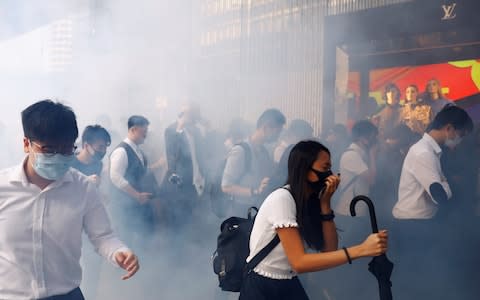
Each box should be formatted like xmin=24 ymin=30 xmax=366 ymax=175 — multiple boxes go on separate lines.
xmin=88 ymin=147 xmax=106 ymax=161
xmin=31 ymin=152 xmax=74 ymax=180
xmin=445 ymin=134 xmax=462 ymax=148
xmin=308 ymin=169 xmax=333 ymax=194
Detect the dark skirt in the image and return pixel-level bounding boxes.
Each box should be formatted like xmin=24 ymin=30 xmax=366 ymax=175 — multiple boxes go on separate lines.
xmin=39 ymin=288 xmax=84 ymax=300
xmin=239 ymin=271 xmax=309 ymax=300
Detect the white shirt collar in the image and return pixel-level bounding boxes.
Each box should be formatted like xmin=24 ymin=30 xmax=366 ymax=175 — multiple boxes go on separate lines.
xmin=423 ymin=133 xmax=442 ymax=156
xmin=124 ymin=137 xmax=140 ymax=151
xmin=8 ymin=157 xmax=30 ymax=185
xmin=8 ymin=156 xmax=74 ymax=187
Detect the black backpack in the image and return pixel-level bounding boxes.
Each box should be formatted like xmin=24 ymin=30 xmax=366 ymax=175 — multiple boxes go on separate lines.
xmin=207 ymin=142 xmax=252 ymax=218
xmin=212 ymin=207 xmax=280 ymax=292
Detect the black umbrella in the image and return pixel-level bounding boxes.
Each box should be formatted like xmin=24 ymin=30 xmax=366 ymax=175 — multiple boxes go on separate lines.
xmin=350 ymin=195 xmax=394 ymax=300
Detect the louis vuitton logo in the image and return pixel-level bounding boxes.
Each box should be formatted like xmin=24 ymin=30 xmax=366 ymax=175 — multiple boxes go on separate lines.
xmin=441 ymin=3 xmax=457 ymax=20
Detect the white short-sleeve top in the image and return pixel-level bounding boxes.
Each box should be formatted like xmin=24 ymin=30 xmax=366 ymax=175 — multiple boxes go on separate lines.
xmin=246 ymin=187 xmax=298 ymax=279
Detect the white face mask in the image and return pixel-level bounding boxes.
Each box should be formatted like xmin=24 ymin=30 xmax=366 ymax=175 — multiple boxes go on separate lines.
xmin=445 ymin=133 xmax=462 ymax=148
xmin=31 ymin=151 xmax=74 ymax=180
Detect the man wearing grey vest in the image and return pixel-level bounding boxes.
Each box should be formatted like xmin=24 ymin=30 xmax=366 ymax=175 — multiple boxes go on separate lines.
xmin=109 ymin=115 xmax=155 ymax=247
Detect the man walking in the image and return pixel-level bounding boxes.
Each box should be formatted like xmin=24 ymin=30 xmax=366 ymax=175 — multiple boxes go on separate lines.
xmin=0 ymin=100 xmax=139 ymax=299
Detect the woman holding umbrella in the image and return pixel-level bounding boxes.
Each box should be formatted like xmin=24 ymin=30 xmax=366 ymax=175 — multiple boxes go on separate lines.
xmin=240 ymin=140 xmax=388 ymax=300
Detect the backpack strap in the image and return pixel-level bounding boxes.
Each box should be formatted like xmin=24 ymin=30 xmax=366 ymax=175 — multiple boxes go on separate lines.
xmin=244 ymin=235 xmax=280 ymax=273
xmin=244 ymin=186 xmax=291 ymax=273
xmin=236 ymin=142 xmax=252 ymax=175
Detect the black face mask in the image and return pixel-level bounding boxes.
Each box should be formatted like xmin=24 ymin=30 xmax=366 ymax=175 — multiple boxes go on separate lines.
xmin=92 ymin=150 xmax=106 ymax=161
xmin=308 ymin=169 xmax=333 ymax=194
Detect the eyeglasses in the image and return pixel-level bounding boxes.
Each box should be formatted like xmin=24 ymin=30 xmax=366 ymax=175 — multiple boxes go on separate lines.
xmin=30 ymin=140 xmax=77 ymax=157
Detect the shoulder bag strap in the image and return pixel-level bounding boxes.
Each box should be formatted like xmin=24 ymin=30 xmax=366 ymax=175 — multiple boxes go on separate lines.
xmin=244 ymin=235 xmax=280 ymax=272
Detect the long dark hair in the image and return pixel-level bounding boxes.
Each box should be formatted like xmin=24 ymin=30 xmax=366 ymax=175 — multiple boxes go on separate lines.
xmin=286 ymin=140 xmax=331 ymax=250
xmin=422 ymin=78 xmax=445 ymax=102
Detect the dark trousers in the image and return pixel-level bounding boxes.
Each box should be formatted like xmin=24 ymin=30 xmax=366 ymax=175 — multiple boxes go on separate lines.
xmin=39 ymin=288 xmax=84 ymax=300
xmin=162 ymin=184 xmax=197 ymax=230
xmin=391 ymin=218 xmax=452 ymax=300
xmin=239 ymin=272 xmax=309 ymax=300
xmin=109 ymin=192 xmax=155 ymax=248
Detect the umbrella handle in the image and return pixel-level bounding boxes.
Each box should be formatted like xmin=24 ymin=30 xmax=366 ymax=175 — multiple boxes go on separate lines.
xmin=350 ymin=195 xmax=379 ymax=233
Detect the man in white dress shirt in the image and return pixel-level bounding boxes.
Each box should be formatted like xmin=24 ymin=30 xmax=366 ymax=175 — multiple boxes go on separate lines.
xmin=392 ymin=105 xmax=473 ymax=299
xmin=109 ymin=115 xmax=156 ymax=246
xmin=393 ymin=105 xmax=473 ymax=219
xmin=0 ymin=100 xmax=139 ymax=299
xmin=334 ymin=120 xmax=378 ymax=218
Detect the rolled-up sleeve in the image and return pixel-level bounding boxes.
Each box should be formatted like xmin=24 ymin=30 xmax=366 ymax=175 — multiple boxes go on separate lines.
xmin=83 ymin=182 xmax=130 ymax=266
xmin=109 ymin=147 xmax=129 ymax=190
xmin=409 ymin=151 xmax=452 ymax=204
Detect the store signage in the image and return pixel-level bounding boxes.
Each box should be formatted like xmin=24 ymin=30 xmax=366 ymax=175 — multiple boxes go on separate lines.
xmin=441 ymin=3 xmax=457 ymax=20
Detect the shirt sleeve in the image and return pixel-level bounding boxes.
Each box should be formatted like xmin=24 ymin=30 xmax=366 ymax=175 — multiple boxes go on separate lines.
xmin=82 ymin=181 xmax=130 ymax=266
xmin=221 ymin=145 xmax=248 ymax=187
xmin=265 ymin=189 xmax=298 ymax=229
xmin=408 ymin=151 xmax=452 ymax=204
xmin=109 ymin=147 xmax=129 ymax=189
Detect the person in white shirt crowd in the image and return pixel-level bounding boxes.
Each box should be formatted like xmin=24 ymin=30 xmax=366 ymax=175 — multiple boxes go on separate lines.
xmin=334 ymin=120 xmax=378 ymax=218
xmin=0 ymin=100 xmax=139 ymax=300
xmin=392 ymin=105 xmax=473 ymax=299
xmin=393 ymin=105 xmax=473 ymax=220
xmin=328 ymin=120 xmax=381 ymax=299
xmin=240 ymin=140 xmax=388 ymax=300
xmin=221 ymin=108 xmax=286 ymax=217
xmin=109 ymin=115 xmax=156 ymax=247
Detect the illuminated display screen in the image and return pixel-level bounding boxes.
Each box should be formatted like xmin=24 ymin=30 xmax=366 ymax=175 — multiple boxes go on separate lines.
xmin=346 ymin=59 xmax=480 ymax=121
